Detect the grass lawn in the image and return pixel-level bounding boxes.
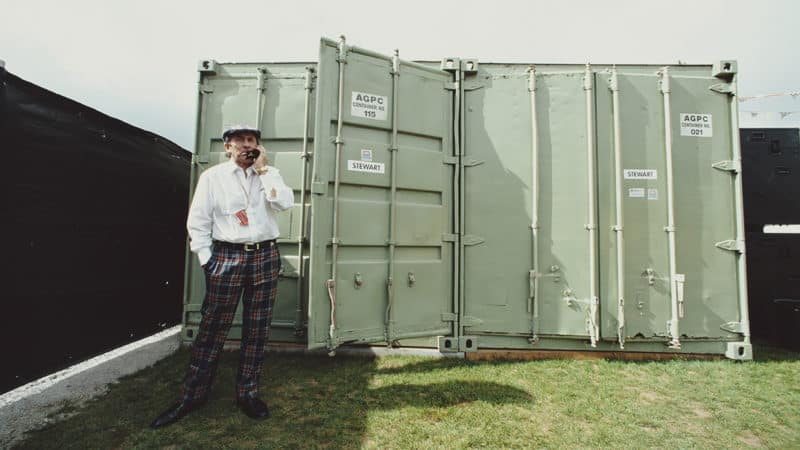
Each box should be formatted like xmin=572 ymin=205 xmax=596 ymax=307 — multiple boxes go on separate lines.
xmin=14 ymin=343 xmax=800 ymax=449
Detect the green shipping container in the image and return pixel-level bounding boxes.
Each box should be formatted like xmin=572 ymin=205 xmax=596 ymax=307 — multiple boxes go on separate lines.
xmin=183 ymin=37 xmax=752 ymax=360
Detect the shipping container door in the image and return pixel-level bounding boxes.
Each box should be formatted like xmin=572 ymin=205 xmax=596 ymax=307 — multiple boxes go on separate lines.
xmin=461 ymin=66 xmax=596 ymax=340
xmin=306 ymin=39 xmax=456 ymax=349
xmin=183 ymin=63 xmax=313 ymax=343
xmin=596 ymin=72 xmax=673 ymax=343
xmin=669 ymin=73 xmax=741 ymax=339
xmin=596 ymin=69 xmax=741 ymax=344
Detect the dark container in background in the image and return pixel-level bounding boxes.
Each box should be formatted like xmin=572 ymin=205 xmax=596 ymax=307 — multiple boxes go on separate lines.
xmin=741 ymin=128 xmax=800 ymax=349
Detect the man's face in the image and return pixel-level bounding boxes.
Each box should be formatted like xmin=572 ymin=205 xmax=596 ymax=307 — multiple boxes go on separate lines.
xmin=224 ymin=132 xmax=259 ymax=166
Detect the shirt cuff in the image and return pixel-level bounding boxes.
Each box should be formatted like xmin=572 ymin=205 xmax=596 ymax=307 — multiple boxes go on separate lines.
xmin=197 ymin=247 xmax=212 ymax=266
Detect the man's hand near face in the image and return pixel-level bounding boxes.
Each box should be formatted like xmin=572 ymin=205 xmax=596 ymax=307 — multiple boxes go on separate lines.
xmin=254 ymin=146 xmax=269 ymax=175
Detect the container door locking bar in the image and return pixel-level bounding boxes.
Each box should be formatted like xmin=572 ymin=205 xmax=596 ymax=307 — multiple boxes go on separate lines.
xmin=527 ymin=66 xmax=541 ymax=344
xmin=326 ymin=36 xmax=349 ymax=352
xmin=609 ymin=67 xmax=627 ymax=349
xmin=658 ymin=67 xmax=682 ymax=350
xmin=583 ymin=64 xmax=599 ymax=347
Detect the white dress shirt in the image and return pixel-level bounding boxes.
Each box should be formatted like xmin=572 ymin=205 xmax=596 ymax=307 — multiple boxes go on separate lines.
xmin=187 ymin=159 xmax=294 ymax=265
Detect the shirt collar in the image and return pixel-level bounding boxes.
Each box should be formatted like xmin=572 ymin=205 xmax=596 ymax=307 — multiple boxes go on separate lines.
xmin=227 ymin=159 xmax=257 ymax=176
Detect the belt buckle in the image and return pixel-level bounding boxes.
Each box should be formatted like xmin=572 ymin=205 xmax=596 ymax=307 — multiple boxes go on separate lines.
xmin=244 ymin=242 xmax=258 ymax=251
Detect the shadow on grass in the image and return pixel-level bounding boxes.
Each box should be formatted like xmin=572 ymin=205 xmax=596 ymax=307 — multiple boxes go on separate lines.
xmin=14 ymin=349 xmax=531 ymax=449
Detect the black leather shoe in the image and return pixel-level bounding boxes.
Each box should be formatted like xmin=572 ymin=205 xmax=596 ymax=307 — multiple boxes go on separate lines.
xmin=149 ymin=399 xmax=206 ymax=428
xmin=236 ymin=396 xmax=270 ymax=420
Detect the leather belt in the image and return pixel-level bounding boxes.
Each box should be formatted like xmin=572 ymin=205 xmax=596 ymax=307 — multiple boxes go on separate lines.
xmin=213 ymin=239 xmax=275 ymax=252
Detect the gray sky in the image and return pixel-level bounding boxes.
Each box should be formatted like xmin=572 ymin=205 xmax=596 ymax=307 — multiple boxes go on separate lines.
xmin=3 ymin=0 xmax=798 ymax=149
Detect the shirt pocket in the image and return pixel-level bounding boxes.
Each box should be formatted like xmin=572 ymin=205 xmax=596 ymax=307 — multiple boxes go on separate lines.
xmin=216 ymin=188 xmax=249 ymax=215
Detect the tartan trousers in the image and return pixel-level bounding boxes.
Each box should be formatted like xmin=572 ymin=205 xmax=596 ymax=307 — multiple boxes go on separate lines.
xmin=181 ymin=240 xmax=280 ymax=402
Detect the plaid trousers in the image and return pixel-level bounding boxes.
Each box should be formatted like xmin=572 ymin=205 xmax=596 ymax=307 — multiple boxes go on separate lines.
xmin=181 ymin=240 xmax=280 ymax=402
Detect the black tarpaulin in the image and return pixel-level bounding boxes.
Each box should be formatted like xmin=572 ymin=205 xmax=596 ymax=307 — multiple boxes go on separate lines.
xmin=0 ymin=65 xmax=191 ymax=393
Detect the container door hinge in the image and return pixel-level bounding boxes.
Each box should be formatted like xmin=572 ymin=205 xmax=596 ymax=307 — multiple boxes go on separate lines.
xmin=199 ymin=83 xmax=215 ymax=94
xmin=441 ymin=233 xmax=458 ymax=243
xmin=712 ymin=160 xmax=741 ymax=173
xmin=336 ymin=37 xmax=348 ymax=63
xmin=715 ymin=239 xmax=745 ymax=253
xmin=444 ymin=82 xmax=457 ymax=91
xmin=463 ymin=235 xmax=485 ymax=246
xmin=443 ymin=156 xmax=483 ymax=167
xmin=463 ymin=79 xmax=485 ymax=91
xmin=440 ymin=312 xmax=457 ymax=322
xmin=709 ymin=83 xmax=735 ymax=95
xmin=311 ymin=181 xmax=328 ymax=195
xmin=720 ymin=321 xmax=746 ymax=334
xmin=464 ymin=158 xmax=485 ymax=167
xmin=461 ymin=316 xmax=483 ymax=327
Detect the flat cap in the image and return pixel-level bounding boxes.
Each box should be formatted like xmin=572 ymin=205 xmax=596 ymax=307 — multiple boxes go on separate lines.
xmin=222 ymin=125 xmax=261 ymax=142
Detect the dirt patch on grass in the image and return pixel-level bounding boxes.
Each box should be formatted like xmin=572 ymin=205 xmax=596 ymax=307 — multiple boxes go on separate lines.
xmin=691 ymin=404 xmax=712 ymax=419
xmin=738 ymin=432 xmax=763 ymax=448
xmin=638 ymin=391 xmax=665 ymax=404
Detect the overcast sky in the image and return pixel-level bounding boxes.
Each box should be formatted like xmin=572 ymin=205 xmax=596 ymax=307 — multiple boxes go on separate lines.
xmin=3 ymin=0 xmax=798 ymax=149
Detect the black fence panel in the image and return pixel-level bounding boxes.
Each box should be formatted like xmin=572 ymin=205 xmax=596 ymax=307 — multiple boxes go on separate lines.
xmin=0 ymin=66 xmax=191 ymax=393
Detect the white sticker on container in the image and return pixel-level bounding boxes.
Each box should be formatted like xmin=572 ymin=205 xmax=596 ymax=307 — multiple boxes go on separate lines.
xmin=347 ymin=160 xmax=385 ymax=174
xmin=351 ymin=92 xmax=388 ymax=120
xmin=624 ymin=169 xmax=657 ymax=180
xmin=680 ymin=113 xmax=713 ymax=137
xmin=629 ymin=188 xmax=645 ymax=198
xmin=647 ymin=188 xmax=658 ymax=200
xmin=361 ymin=149 xmax=373 ymax=161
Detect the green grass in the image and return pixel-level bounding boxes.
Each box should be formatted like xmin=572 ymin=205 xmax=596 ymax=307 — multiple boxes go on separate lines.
xmin=15 ymin=343 xmax=800 ymax=449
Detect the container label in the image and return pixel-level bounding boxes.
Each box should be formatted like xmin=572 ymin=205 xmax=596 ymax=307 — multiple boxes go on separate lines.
xmin=647 ymin=188 xmax=658 ymax=200
xmin=361 ymin=149 xmax=373 ymax=161
xmin=351 ymin=92 xmax=388 ymax=120
xmin=629 ymin=188 xmax=645 ymax=198
xmin=348 ymin=159 xmax=385 ymax=174
xmin=680 ymin=113 xmax=713 ymax=137
xmin=624 ymin=169 xmax=657 ymax=180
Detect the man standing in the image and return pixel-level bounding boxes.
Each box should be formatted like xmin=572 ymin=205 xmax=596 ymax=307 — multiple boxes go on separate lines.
xmin=151 ymin=125 xmax=294 ymax=428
